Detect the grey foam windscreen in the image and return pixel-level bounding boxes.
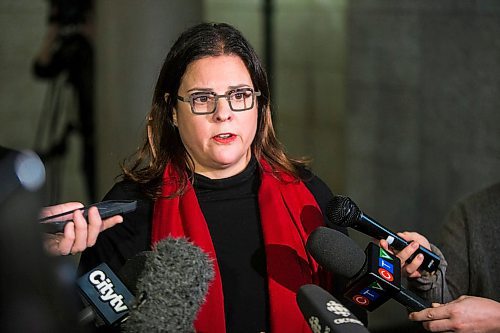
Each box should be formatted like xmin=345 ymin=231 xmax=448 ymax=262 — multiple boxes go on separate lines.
xmin=122 ymin=237 xmax=214 ymax=332
xmin=306 ymin=227 xmax=366 ymax=279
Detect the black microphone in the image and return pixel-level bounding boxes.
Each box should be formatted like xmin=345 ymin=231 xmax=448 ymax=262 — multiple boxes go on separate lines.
xmin=297 ymin=284 xmax=370 ymax=333
xmin=77 ymin=237 xmax=214 ymax=330
xmin=307 ymin=227 xmax=431 ymax=312
xmin=77 ymin=262 xmax=135 ymax=326
xmin=121 ymin=237 xmax=214 ymax=332
xmin=326 ymin=195 xmax=440 ymax=273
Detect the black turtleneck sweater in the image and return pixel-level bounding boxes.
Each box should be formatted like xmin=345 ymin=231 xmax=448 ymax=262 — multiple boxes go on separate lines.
xmin=193 ymin=158 xmax=267 ymax=332
xmin=78 ymin=158 xmax=367 ymax=332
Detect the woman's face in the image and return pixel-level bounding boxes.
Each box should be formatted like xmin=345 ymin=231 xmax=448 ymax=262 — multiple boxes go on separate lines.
xmin=173 ymin=55 xmax=258 ymax=179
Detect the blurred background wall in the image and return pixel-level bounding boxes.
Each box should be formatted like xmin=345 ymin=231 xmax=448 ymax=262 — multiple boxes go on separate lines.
xmin=1 ymin=0 xmax=500 ymax=331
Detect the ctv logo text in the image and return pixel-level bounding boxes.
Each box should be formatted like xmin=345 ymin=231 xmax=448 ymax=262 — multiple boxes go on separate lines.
xmin=377 ymin=247 xmax=395 ymax=282
xmin=352 ymin=248 xmax=395 ymax=306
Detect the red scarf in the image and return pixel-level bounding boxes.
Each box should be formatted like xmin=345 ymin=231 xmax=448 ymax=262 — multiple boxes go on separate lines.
xmin=151 ymin=159 xmax=332 ymax=332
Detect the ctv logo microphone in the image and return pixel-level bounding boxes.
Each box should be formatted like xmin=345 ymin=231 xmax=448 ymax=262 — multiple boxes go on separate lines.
xmin=77 ymin=263 xmax=135 ymax=326
xmin=344 ymin=243 xmax=401 ymax=311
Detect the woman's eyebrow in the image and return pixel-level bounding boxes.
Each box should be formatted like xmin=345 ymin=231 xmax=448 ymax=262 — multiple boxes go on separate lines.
xmin=186 ymin=87 xmax=213 ymax=93
xmin=186 ymin=84 xmax=251 ymax=93
xmin=228 ymin=84 xmax=251 ymax=90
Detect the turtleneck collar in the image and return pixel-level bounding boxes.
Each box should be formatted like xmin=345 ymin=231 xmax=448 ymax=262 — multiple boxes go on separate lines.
xmin=193 ymin=155 xmax=258 ymax=191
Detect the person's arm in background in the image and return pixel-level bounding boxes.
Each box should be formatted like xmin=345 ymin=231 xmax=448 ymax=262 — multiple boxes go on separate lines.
xmin=409 ymin=295 xmax=500 ymax=333
xmin=41 ymin=202 xmax=123 ymax=256
xmin=396 ymin=199 xmax=476 ymax=303
xmin=379 ymin=193 xmax=473 ymax=304
xmin=437 ymin=202 xmax=472 ymax=300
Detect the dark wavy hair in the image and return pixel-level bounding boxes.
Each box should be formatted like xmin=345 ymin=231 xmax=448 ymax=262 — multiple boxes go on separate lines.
xmin=122 ymin=22 xmax=307 ymax=198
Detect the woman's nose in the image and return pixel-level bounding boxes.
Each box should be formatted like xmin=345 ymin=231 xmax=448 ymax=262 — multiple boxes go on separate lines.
xmin=213 ymin=98 xmax=233 ymax=121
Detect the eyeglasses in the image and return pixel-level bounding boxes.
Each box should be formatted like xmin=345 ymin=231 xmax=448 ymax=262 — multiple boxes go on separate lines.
xmin=175 ymin=88 xmax=261 ymax=115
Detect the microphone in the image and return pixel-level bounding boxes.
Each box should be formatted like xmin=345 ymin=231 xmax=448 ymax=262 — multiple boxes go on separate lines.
xmin=297 ymin=284 xmax=370 ymax=333
xmin=121 ymin=237 xmax=214 ymax=332
xmin=0 ymin=149 xmax=45 ymax=203
xmin=326 ymin=195 xmax=440 ymax=273
xmin=77 ymin=262 xmax=135 ymax=326
xmin=307 ymin=227 xmax=431 ymax=312
xmin=77 ymin=237 xmax=214 ymax=330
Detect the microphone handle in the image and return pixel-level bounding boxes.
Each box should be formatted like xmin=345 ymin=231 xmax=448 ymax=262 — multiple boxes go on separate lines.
xmin=357 ymin=214 xmax=440 ymax=273
xmin=393 ymin=287 xmax=432 ymax=312
xmin=78 ymin=306 xmax=96 ymax=326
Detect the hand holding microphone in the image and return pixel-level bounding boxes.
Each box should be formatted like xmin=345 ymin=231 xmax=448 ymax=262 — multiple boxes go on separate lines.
xmin=326 ymin=195 xmax=440 ymax=274
xmin=307 ymin=226 xmax=431 ymax=313
xmin=379 ymin=231 xmax=434 ymax=279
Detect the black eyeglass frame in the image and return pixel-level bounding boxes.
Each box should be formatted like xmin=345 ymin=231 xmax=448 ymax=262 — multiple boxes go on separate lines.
xmin=173 ymin=88 xmax=262 ymax=115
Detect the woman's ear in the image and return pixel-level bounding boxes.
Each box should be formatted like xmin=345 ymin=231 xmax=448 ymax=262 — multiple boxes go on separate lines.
xmin=172 ymin=108 xmax=178 ymax=127
xmin=165 ymin=93 xmax=178 ymax=127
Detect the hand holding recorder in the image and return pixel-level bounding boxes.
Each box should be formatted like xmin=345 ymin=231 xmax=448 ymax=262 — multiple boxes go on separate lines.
xmin=40 ymin=200 xmax=136 ymax=256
